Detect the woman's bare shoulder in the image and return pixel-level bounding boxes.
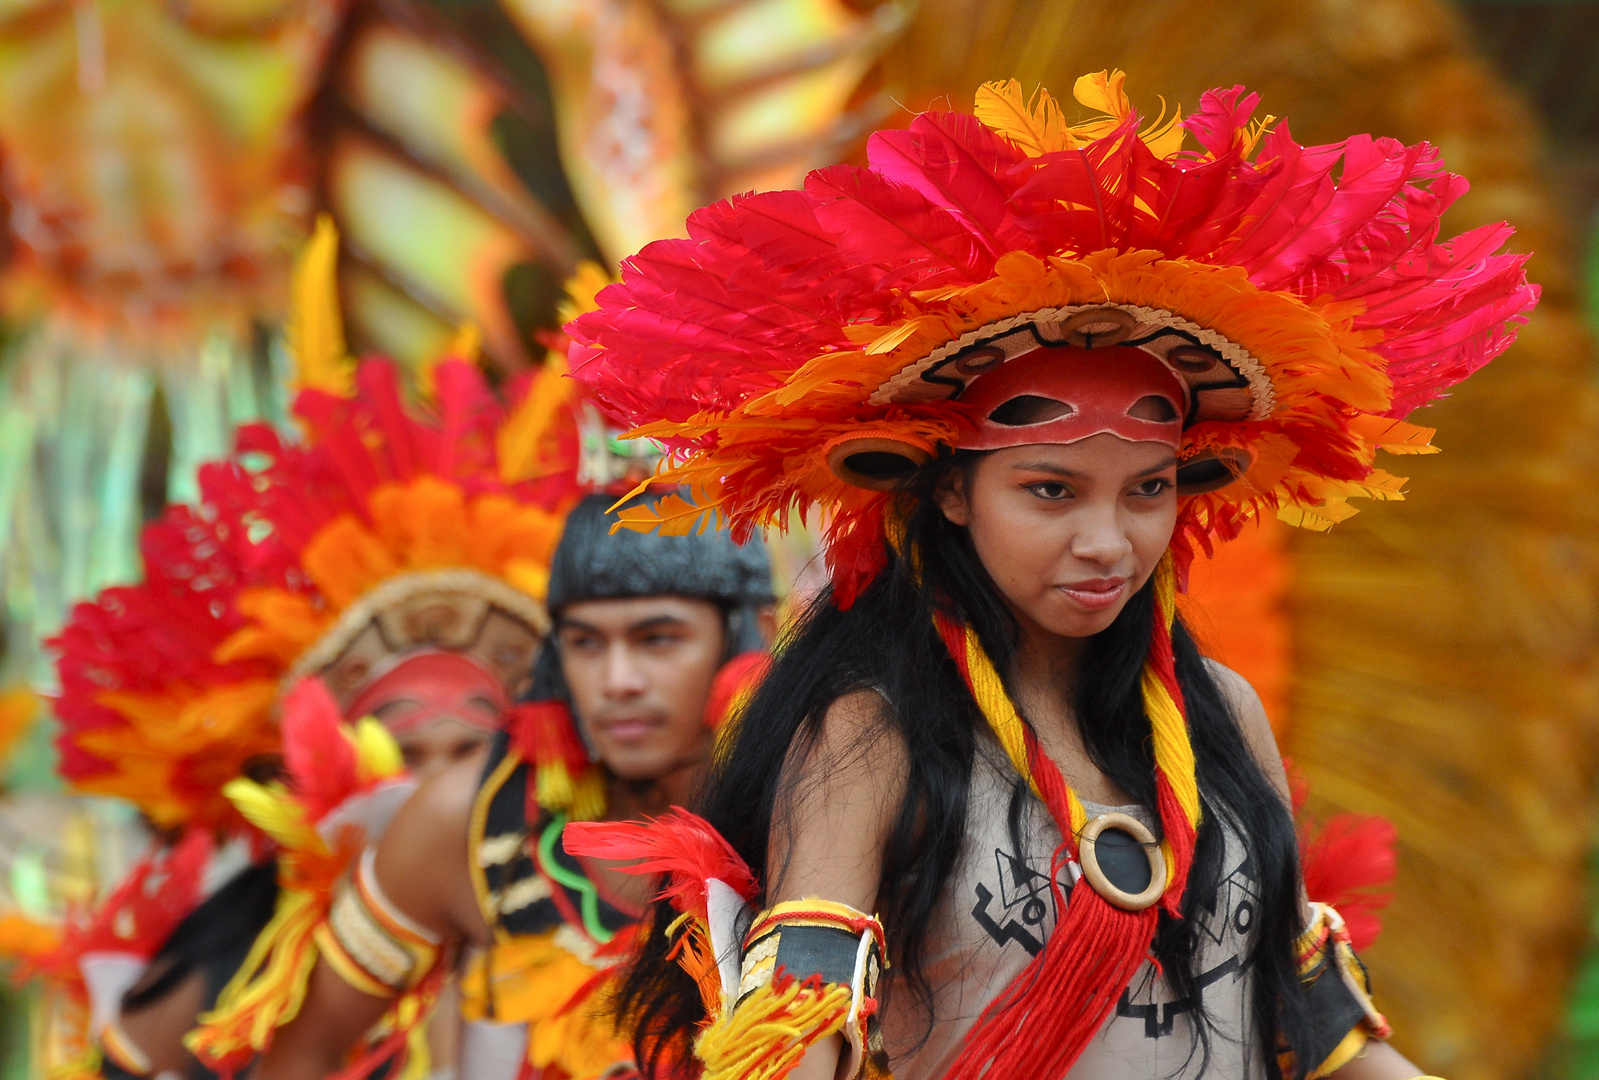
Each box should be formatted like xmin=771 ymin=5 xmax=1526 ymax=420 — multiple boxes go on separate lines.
xmin=1200 ymin=659 xmax=1289 ymax=800
xmin=1202 ymin=658 xmax=1266 ymax=722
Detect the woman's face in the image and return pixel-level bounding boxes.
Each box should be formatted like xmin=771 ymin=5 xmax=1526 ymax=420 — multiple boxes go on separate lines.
xmin=935 ymin=434 xmax=1179 ymax=640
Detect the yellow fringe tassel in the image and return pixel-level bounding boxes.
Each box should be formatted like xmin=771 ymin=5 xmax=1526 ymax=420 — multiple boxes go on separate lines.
xmin=187 ymin=882 xmax=326 ymax=1065
xmin=535 ymin=760 xmax=609 ymax=822
xmin=696 ymin=977 xmax=853 ymax=1080
xmin=459 ymin=931 xmax=633 ymax=1080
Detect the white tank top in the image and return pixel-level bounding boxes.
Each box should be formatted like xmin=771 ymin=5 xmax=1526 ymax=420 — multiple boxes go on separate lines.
xmin=878 ymin=738 xmax=1266 ymax=1080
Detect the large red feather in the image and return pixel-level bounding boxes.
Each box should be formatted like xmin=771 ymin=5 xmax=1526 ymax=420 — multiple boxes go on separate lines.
xmin=563 ymin=808 xmax=758 ymax=923
xmin=1301 ymin=814 xmax=1398 ymax=951
xmin=281 ymin=678 xmax=360 ymax=824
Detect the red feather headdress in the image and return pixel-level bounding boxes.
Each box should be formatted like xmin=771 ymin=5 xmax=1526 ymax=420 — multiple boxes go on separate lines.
xmin=48 ymin=356 xmax=583 ymax=831
xmin=570 ymin=73 xmax=1539 ymax=603
xmin=48 ymin=235 xmax=605 ymax=833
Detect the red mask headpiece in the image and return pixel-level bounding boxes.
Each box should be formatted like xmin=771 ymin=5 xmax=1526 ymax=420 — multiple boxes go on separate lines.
xmin=954 ymin=345 xmax=1186 ymax=451
xmin=345 ymin=651 xmax=510 ymax=737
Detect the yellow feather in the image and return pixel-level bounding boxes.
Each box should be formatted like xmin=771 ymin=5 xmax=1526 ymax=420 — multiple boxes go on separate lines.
xmin=556 ymin=261 xmax=612 ymax=326
xmin=1141 ymin=99 xmax=1187 ymax=159
xmin=417 ymin=321 xmax=483 ymax=400
xmin=973 ymin=79 xmax=1072 ymax=156
xmin=288 ymin=215 xmax=353 ymax=396
xmin=613 ymin=492 xmax=725 ymax=537
xmin=443 ymin=321 xmax=482 ymax=366
xmin=223 ymin=779 xmax=323 ymax=853
xmin=1072 ymin=69 xmax=1128 ymax=118
xmin=498 ymin=262 xmax=612 ymax=483
xmin=1350 ymin=416 xmax=1442 ymax=456
xmin=352 ymin=718 xmax=404 ymax=782
xmin=498 ymin=351 xmax=575 ymax=484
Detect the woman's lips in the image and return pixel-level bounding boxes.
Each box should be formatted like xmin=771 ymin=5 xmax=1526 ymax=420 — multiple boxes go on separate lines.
xmin=1058 ymin=577 xmax=1128 ymax=611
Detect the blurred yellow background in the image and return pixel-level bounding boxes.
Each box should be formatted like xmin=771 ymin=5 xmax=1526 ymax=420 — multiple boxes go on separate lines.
xmin=0 ymin=2 xmax=1596 ymax=1078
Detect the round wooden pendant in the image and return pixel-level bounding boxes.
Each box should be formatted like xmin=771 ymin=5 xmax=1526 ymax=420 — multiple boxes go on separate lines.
xmin=1078 ymin=812 xmax=1167 ymax=912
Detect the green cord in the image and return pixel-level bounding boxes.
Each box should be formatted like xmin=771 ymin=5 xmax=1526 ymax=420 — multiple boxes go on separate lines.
xmin=538 ymin=813 xmax=614 ymax=944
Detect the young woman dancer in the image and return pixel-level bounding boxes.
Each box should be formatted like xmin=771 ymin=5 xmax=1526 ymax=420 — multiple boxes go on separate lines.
xmin=564 ymin=74 xmax=1538 ymax=1080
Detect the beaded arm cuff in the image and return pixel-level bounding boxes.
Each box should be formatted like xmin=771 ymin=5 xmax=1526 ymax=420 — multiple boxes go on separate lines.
xmin=314 ymin=848 xmax=443 ymax=998
xmin=1290 ymin=903 xmax=1392 ymax=1079
xmin=695 ymin=898 xmax=886 ymax=1080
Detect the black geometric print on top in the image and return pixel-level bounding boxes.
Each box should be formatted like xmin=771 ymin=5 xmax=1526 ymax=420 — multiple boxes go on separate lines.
xmin=971 ymin=846 xmax=1072 ymax=956
xmin=1116 ymin=955 xmax=1243 ymax=1038
xmin=1194 ymin=853 xmax=1260 ymax=948
xmin=1114 ymin=851 xmax=1258 ymax=1040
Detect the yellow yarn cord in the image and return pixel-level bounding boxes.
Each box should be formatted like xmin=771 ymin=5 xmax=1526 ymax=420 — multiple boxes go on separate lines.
xmin=957 ymin=623 xmax=1087 ymax=834
xmin=1146 ymin=555 xmax=1202 ymax=829
xmin=188 ymin=886 xmax=324 ymax=1060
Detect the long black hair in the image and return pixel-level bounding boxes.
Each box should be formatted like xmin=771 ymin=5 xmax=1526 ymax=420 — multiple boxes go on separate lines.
xmin=617 ymin=454 xmax=1316 ymax=1078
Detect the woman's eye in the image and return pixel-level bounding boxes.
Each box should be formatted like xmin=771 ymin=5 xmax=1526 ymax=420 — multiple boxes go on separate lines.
xmin=1026 ymin=481 xmax=1072 ymax=501
xmin=1131 ymin=478 xmax=1172 ymax=498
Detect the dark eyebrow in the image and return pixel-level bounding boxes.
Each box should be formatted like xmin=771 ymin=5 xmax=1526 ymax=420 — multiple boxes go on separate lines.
xmin=1136 ymin=455 xmax=1180 ymax=475
xmin=1008 ymin=454 xmax=1179 ymax=479
xmin=1008 ymin=461 xmax=1087 ymax=479
xmin=559 ymin=613 xmax=692 ymax=638
xmin=628 ymin=615 xmax=691 ymax=635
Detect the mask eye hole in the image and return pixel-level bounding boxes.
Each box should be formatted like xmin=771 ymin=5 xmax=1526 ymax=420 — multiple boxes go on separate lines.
xmin=987 ymin=395 xmax=1074 ymax=426
xmin=1127 ymin=395 xmax=1178 ymax=422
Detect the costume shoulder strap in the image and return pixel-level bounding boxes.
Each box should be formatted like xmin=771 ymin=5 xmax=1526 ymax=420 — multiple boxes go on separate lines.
xmin=471 ymin=731 xmax=632 ymax=942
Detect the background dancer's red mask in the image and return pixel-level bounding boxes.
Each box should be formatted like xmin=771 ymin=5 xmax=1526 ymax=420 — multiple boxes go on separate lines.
xmin=347 ymin=652 xmax=509 ymax=736
xmin=953 ymin=345 xmax=1187 ymax=451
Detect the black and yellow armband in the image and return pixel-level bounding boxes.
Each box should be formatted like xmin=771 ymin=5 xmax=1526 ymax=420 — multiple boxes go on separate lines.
xmin=696 ymin=898 xmax=887 ymax=1080
xmin=1288 ymin=902 xmax=1392 ymax=1079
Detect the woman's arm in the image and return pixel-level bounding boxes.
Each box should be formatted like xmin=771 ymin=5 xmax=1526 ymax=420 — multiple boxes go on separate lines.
xmin=1210 ymin=664 xmax=1430 ymax=1080
xmin=1207 ymin=661 xmax=1313 ymax=916
xmin=1327 ymin=1040 xmax=1426 ymax=1078
xmin=765 ymin=689 xmax=909 ymax=1080
xmin=1205 ymin=660 xmax=1292 ymax=807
